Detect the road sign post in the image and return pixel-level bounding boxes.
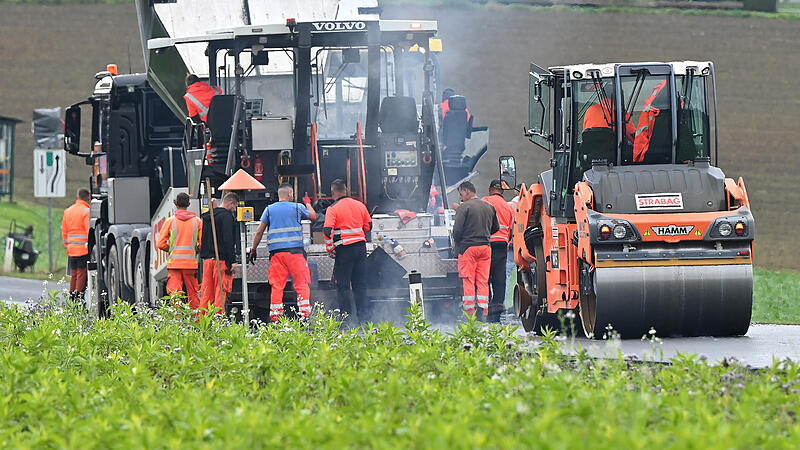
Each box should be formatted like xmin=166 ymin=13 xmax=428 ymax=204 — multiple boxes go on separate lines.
xmin=34 ymin=149 xmax=66 ymax=273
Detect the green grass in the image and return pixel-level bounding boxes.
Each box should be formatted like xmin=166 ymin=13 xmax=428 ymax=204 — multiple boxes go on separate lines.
xmin=752 ymin=267 xmax=800 ymax=324
xmin=383 ymin=0 xmax=800 ymax=19
xmin=0 ymin=201 xmax=66 ymax=278
xmin=1 ymin=298 xmax=799 ymax=448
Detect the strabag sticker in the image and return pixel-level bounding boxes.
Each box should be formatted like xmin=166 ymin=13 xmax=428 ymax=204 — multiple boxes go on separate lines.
xmin=635 ymin=193 xmax=683 ymax=211
xmin=651 ymin=225 xmax=695 ymax=236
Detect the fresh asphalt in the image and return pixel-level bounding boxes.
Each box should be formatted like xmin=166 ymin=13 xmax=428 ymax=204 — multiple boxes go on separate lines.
xmin=2 ymin=275 xmax=797 ymax=368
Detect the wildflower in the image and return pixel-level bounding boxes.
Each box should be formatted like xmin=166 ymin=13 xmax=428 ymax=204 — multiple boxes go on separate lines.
xmin=463 ymin=342 xmax=473 ymax=352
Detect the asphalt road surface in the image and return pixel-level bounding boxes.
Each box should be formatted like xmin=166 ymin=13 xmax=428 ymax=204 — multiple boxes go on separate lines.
xmin=1 ymin=275 xmax=796 ymax=368
xmin=0 ymin=275 xmax=61 ymax=304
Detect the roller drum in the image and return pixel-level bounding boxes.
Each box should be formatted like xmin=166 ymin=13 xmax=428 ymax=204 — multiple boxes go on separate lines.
xmin=588 ymin=264 xmax=752 ymax=338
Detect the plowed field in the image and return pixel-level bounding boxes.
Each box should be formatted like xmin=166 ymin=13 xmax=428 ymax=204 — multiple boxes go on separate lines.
xmin=1 ymin=4 xmax=797 ymax=269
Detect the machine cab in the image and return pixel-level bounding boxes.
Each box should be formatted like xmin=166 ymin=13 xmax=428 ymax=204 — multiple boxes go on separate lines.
xmin=527 ymin=61 xmax=719 ymax=218
xmin=146 ymin=17 xmax=447 ymax=214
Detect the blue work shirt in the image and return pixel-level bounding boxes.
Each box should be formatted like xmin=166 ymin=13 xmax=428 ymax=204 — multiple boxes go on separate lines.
xmin=260 ymin=201 xmax=310 ymax=252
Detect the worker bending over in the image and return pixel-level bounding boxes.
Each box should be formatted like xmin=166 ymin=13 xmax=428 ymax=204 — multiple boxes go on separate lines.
xmin=199 ymin=193 xmax=239 ymax=314
xmin=157 ymin=192 xmax=202 ymax=308
xmin=453 ymin=181 xmax=499 ymax=316
xmin=481 ymin=179 xmax=515 ymax=323
xmin=323 ymin=179 xmax=372 ymax=322
xmin=250 ymin=184 xmax=317 ymax=321
xmin=184 ymin=74 xmax=221 ymax=123
xmin=62 ymin=188 xmax=91 ymax=303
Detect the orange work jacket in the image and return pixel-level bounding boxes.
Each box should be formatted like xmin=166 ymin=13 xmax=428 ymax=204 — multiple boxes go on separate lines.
xmin=323 ymin=197 xmax=372 ymax=252
xmin=184 ymin=82 xmax=222 ymax=122
xmin=482 ymin=194 xmax=515 ymax=244
xmin=62 ymin=199 xmax=91 ymax=257
xmin=157 ymin=211 xmax=202 ymax=269
xmin=633 ymin=80 xmax=668 ymax=162
xmin=584 ymin=99 xmax=636 ymax=141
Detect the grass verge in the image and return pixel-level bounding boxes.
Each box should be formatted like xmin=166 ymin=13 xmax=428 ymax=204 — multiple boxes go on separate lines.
xmin=1 ymin=297 xmax=799 ymax=447
xmin=752 ymin=267 xmax=800 ymax=324
xmin=383 ymin=0 xmax=800 ymax=19
xmin=0 ymin=201 xmax=66 ymax=278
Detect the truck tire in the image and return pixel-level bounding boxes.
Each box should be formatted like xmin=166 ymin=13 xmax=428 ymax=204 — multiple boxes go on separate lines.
xmin=92 ymin=244 xmax=109 ymax=318
xmin=133 ymin=248 xmax=149 ymax=310
xmin=106 ymin=245 xmax=122 ymax=307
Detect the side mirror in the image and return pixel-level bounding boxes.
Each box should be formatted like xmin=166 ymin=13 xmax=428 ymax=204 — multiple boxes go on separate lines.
xmin=64 ymin=105 xmax=81 ymax=154
xmin=499 ymin=155 xmax=516 ymax=190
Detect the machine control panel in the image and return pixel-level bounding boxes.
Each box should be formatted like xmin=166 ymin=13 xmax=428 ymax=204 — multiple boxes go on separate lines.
xmin=385 ymin=149 xmax=419 ymax=169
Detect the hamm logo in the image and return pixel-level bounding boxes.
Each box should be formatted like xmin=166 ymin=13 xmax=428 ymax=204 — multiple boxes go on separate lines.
xmin=652 ymin=225 xmax=695 ymax=236
xmin=311 ymin=21 xmax=367 ymax=32
xmin=635 ymin=193 xmax=683 ymax=211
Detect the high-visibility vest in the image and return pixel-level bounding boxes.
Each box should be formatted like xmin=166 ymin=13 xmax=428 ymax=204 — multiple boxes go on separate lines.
xmin=262 ymin=201 xmax=309 ymax=252
xmin=184 ymin=82 xmax=222 ymax=122
xmin=633 ymin=80 xmax=668 ymax=162
xmin=62 ymin=199 xmax=91 ymax=257
xmin=157 ymin=215 xmax=202 ymax=269
xmin=482 ymin=194 xmax=514 ymax=244
xmin=584 ymin=99 xmax=636 ymax=141
xmin=323 ymin=197 xmax=372 ymax=252
xmin=440 ymin=98 xmax=472 ymax=122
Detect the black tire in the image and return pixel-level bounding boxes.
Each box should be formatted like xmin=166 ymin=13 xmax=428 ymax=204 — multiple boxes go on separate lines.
xmin=106 ymin=245 xmax=122 ymax=307
xmin=93 ymin=243 xmax=109 ymax=318
xmin=133 ymin=248 xmax=149 ymax=310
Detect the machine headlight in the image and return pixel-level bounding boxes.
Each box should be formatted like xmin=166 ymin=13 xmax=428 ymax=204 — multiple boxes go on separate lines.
xmin=613 ymin=224 xmax=627 ymax=239
xmin=718 ymin=222 xmax=732 ymax=237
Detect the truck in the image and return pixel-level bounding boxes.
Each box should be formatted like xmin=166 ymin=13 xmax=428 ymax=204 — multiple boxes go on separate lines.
xmin=64 ymin=0 xmax=489 ymax=322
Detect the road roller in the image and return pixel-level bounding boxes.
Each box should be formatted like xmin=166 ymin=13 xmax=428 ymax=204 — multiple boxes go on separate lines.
xmin=511 ymin=61 xmax=754 ymax=338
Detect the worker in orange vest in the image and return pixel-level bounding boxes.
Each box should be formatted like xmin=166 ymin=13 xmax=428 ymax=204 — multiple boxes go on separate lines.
xmin=439 ymin=87 xmax=472 ymax=123
xmin=199 ymin=192 xmax=239 ymax=315
xmin=157 ymin=192 xmax=203 ymax=309
xmin=633 ymin=80 xmax=668 ymax=162
xmin=453 ymin=181 xmax=499 ymax=316
xmin=323 ymin=179 xmax=372 ymax=322
xmin=250 ymin=184 xmax=317 ymax=322
xmin=482 ymin=179 xmax=515 ymax=323
xmin=583 ymin=82 xmax=635 ymax=141
xmin=184 ymin=74 xmax=222 ymax=123
xmin=62 ymin=188 xmax=91 ymax=303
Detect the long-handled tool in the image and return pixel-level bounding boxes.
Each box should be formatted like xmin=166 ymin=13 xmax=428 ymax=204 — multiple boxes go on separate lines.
xmin=205 ymin=178 xmax=225 ymax=313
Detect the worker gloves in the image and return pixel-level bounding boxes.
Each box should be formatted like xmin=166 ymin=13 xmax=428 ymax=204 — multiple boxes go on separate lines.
xmin=247 ymin=248 xmax=258 ymax=265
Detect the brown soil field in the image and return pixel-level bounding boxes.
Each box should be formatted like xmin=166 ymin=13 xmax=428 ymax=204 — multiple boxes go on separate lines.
xmin=1 ymin=4 xmax=798 ymax=269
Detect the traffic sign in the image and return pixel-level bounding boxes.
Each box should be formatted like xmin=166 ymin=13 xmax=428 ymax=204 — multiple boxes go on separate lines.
xmin=34 ymin=149 xmax=66 ymax=198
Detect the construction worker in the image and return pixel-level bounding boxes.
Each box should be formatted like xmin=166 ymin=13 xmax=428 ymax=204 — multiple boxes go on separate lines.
xmin=199 ymin=192 xmax=239 ymax=315
xmin=583 ymin=82 xmax=635 ymax=140
xmin=249 ymin=184 xmax=317 ymax=322
xmin=453 ymin=181 xmax=499 ymax=316
xmin=482 ymin=180 xmax=515 ymax=323
xmin=62 ymin=188 xmax=91 ymax=303
xmin=184 ymin=74 xmax=221 ymax=123
xmin=439 ymin=87 xmax=471 ymax=123
xmin=157 ymin=192 xmax=202 ymax=309
xmin=323 ymin=179 xmax=372 ymax=322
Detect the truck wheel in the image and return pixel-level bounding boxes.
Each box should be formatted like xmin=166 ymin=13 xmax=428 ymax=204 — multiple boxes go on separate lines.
xmin=106 ymin=245 xmax=122 ymax=307
xmin=92 ymin=245 xmax=109 ymax=318
xmin=134 ymin=249 xmax=149 ymax=310
xmin=149 ymin=276 xmax=164 ymax=308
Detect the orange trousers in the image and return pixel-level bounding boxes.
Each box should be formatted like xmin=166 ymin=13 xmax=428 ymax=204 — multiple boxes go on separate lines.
xmin=268 ymin=252 xmax=312 ymax=321
xmin=166 ymin=268 xmax=200 ymax=309
xmin=200 ymin=259 xmax=233 ymax=314
xmin=458 ymin=245 xmax=491 ymax=315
